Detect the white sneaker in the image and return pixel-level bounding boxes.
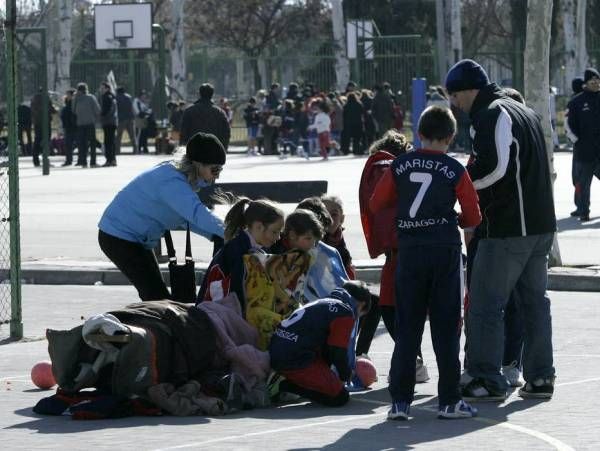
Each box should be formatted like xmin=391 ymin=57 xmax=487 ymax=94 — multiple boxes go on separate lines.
xmin=438 ymin=400 xmax=478 ymax=419
xmin=296 ymin=148 xmax=305 ymax=158
xmin=502 ymin=361 xmax=524 ymax=387
xmin=415 ymin=357 xmax=430 ymax=383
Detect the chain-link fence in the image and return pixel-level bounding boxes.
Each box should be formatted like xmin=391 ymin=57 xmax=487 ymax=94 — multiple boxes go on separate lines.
xmin=0 ymin=135 xmax=11 ymax=329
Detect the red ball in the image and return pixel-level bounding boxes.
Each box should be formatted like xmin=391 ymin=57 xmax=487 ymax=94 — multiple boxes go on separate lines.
xmin=31 ymin=361 xmax=56 ymax=390
xmin=356 ymin=357 xmax=378 ymax=387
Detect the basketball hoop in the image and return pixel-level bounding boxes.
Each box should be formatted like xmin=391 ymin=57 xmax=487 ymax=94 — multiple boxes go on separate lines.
xmin=105 ymin=38 xmax=128 ymax=49
xmin=94 ymin=3 xmax=152 ymax=51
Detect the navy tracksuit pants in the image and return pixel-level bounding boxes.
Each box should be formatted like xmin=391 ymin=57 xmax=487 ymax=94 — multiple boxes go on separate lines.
xmin=388 ymin=245 xmax=462 ymax=406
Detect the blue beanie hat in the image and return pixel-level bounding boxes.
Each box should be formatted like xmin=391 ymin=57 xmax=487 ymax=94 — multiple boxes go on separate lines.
xmin=584 ymin=68 xmax=600 ymax=83
xmin=572 ymin=77 xmax=584 ymax=94
xmin=445 ymin=59 xmax=490 ymax=94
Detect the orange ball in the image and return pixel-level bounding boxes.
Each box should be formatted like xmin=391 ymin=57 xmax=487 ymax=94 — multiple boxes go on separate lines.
xmin=31 ymin=361 xmax=56 ymax=390
xmin=355 ymin=357 xmax=378 ymax=387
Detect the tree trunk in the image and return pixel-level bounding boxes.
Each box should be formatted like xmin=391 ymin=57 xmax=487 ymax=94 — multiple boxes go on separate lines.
xmin=562 ymin=0 xmax=576 ymax=93
xmin=435 ymin=0 xmax=446 ymax=83
xmin=250 ymin=58 xmax=262 ymax=93
xmin=55 ymin=0 xmax=72 ymax=94
xmin=524 ymin=0 xmax=561 ymax=266
xmin=449 ymin=0 xmax=462 ymax=65
xmin=575 ymin=0 xmax=588 ymax=73
xmin=45 ymin=0 xmax=57 ymax=91
xmin=170 ymin=0 xmax=187 ymax=101
xmin=331 ymin=0 xmax=350 ymax=91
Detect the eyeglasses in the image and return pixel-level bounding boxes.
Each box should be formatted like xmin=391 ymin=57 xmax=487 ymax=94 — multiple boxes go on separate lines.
xmin=210 ymin=166 xmax=223 ymax=175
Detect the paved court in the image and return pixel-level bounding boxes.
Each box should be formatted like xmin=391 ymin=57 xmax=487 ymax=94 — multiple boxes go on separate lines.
xmin=15 ymin=150 xmax=600 ymax=267
xmin=1 ymin=285 xmax=599 ymax=450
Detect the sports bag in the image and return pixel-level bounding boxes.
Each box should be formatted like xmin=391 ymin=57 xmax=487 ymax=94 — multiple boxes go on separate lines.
xmin=164 ymin=224 xmax=197 ymax=303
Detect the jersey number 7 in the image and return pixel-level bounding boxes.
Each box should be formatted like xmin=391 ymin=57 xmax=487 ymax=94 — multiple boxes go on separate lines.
xmin=409 ymin=172 xmax=433 ymax=218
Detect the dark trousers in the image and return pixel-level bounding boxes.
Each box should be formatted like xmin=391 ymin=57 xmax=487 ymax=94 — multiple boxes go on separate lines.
xmin=389 ymin=246 xmax=462 ymax=406
xmin=573 ymin=158 xmax=600 ymax=215
xmin=64 ymin=128 xmax=77 ymax=164
xmin=98 ymin=230 xmax=171 ymax=301
xmin=32 ymin=124 xmax=50 ymax=166
xmin=103 ymin=125 xmax=117 ymax=163
xmin=356 ymin=294 xmax=380 ymax=356
xmin=77 ymin=124 xmax=97 ymax=165
xmin=116 ymin=119 xmax=137 ymax=154
xmin=19 ymin=125 xmax=32 ymax=155
xmin=340 ymin=128 xmax=363 ymax=155
xmin=466 ymin=234 xmax=524 ymax=368
xmin=138 ymin=127 xmax=149 ymax=153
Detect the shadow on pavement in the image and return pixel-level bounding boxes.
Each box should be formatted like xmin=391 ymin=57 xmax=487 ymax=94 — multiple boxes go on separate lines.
xmin=7 ymin=406 xmax=209 ymax=433
xmin=557 ymin=216 xmax=600 ymax=231
xmin=289 ymin=396 xmax=548 ymax=451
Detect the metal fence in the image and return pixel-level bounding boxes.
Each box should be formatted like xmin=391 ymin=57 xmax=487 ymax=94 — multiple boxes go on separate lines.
xmin=0 ymin=137 xmax=12 ymax=330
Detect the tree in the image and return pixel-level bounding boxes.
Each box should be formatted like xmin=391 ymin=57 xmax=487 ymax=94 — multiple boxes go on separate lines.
xmin=170 ymin=0 xmax=187 ymax=100
xmin=331 ymin=0 xmax=350 ymax=91
xmin=188 ymin=0 xmax=330 ymax=90
xmin=562 ymin=0 xmax=576 ymax=90
xmin=55 ymin=0 xmax=73 ymax=94
xmin=524 ymin=0 xmax=561 ymax=265
xmin=575 ymin=0 xmax=589 ymax=73
xmin=435 ymin=0 xmax=463 ymax=83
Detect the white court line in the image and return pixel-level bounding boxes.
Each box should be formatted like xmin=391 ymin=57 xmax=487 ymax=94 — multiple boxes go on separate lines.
xmin=354 ymin=398 xmax=575 ymax=451
xmin=0 ymin=374 xmax=29 ymax=382
xmin=153 ymin=409 xmax=389 ymax=450
xmin=368 ymin=352 xmax=600 ymax=358
xmin=556 ymin=377 xmax=600 ymax=387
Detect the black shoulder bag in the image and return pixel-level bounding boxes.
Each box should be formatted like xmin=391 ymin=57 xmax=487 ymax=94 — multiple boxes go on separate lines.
xmin=163 ymin=224 xmax=197 ymax=303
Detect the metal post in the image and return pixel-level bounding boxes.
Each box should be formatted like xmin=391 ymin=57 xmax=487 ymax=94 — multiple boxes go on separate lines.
xmin=128 ymin=50 xmax=136 ymax=101
xmin=152 ymin=24 xmax=167 ymax=122
xmin=40 ymin=28 xmax=50 ymax=175
xmin=5 ymin=0 xmax=23 ymax=338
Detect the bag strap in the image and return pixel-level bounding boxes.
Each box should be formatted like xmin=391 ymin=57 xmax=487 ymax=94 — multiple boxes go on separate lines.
xmin=185 ymin=223 xmax=193 ymax=261
xmin=164 ymin=224 xmax=193 ymax=262
xmin=163 ymin=231 xmax=176 ymax=261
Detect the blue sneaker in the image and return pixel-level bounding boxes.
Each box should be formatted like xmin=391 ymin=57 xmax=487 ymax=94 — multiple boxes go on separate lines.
xmin=387 ymin=400 xmax=410 ymax=420
xmin=438 ymin=400 xmax=478 ymax=419
xmin=345 ymin=374 xmax=367 ymax=392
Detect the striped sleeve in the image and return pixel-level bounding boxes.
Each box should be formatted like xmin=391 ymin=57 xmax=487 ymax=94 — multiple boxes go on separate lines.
xmin=468 ymin=107 xmax=513 ymax=190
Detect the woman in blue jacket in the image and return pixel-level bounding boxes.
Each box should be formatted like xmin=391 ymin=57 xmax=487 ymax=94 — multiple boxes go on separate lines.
xmin=98 ymin=132 xmax=226 ymax=301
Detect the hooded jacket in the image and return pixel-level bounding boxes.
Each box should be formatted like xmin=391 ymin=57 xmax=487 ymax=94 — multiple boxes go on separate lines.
xmin=566 ymin=90 xmax=600 ymax=163
xmin=468 ymin=83 xmax=556 ymax=238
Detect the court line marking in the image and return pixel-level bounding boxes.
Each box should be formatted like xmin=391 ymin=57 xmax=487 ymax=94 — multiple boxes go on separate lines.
xmin=152 ymin=409 xmax=389 ymax=450
xmin=556 ymin=377 xmax=600 ymax=387
xmin=367 ymin=352 xmax=600 ymax=358
xmin=355 ymin=398 xmax=575 ymax=451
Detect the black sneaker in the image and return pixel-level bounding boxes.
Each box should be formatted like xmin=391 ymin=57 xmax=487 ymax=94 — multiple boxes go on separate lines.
xmin=570 ymin=210 xmax=582 ymax=217
xmin=518 ymin=377 xmax=554 ymax=399
xmin=579 ymin=215 xmax=591 ymax=222
xmin=462 ymin=378 xmax=507 ymax=402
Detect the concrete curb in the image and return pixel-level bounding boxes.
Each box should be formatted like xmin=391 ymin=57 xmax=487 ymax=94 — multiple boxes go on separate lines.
xmin=5 ymin=262 xmax=600 ymax=292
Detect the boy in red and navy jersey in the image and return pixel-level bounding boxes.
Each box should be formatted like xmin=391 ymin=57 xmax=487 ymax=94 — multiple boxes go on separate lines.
xmin=370 ymin=106 xmax=481 ymax=420
xmin=268 ymin=281 xmax=371 ymax=407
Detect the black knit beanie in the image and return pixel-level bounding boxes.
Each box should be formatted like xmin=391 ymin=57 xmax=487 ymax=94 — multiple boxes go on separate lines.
xmin=185 ymin=132 xmax=226 ymax=165
xmin=572 ymin=77 xmax=584 ymax=94
xmin=445 ymin=59 xmax=490 ymax=94
xmin=584 ymin=68 xmax=600 ymax=83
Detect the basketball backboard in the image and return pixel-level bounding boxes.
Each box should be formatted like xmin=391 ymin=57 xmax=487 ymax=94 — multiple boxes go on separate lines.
xmin=94 ymin=2 xmax=153 ymax=50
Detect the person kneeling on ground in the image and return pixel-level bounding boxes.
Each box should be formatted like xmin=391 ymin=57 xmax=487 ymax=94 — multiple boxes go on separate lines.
xmin=267 ymin=281 xmax=371 ymax=407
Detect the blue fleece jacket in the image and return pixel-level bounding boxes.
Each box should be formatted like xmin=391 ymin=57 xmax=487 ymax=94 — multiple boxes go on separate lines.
xmin=99 ymin=162 xmax=224 ymax=249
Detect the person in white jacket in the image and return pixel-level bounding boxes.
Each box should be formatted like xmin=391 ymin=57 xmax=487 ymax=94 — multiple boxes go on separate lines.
xmin=308 ymin=100 xmax=332 ymax=160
